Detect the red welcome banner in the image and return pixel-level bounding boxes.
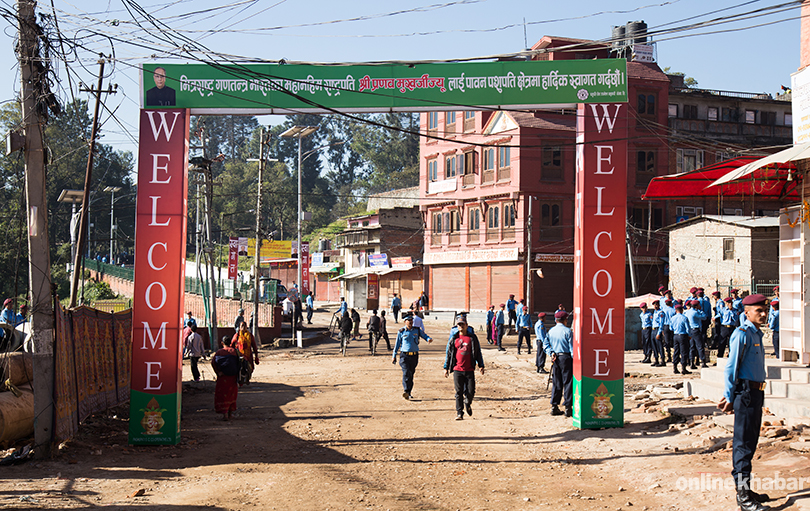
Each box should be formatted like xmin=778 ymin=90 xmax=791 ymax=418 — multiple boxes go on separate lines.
xmin=573 ymin=103 xmax=627 ymax=429
xmin=129 ymin=109 xmax=190 ymax=445
xmin=228 ymin=237 xmax=239 ymax=280
xmin=301 ymin=242 xmax=310 ymax=295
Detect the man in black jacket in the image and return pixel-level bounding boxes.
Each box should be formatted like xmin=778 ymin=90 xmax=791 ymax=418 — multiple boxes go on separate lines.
xmin=444 ymin=316 xmax=485 ymax=420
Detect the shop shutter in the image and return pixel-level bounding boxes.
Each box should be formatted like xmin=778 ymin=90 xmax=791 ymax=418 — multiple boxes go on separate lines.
xmin=491 ymin=263 xmax=521 ymax=305
xmin=469 ymin=263 xmax=489 ymax=311
xmin=431 ymin=265 xmax=467 ymax=310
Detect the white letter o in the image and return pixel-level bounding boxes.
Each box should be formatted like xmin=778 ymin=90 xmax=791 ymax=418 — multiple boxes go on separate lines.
xmin=592 ymin=269 xmax=613 ymax=297
xmin=145 ymin=282 xmax=167 ymax=311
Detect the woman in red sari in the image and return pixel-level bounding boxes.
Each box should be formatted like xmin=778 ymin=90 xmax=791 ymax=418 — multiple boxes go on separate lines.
xmin=211 ymin=336 xmax=239 ymax=420
xmin=232 ymin=321 xmax=260 ymax=385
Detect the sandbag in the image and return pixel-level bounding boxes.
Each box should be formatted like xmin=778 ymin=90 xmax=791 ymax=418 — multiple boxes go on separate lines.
xmin=0 ymin=388 xmax=34 ymax=443
xmin=0 ymin=353 xmax=33 ymax=386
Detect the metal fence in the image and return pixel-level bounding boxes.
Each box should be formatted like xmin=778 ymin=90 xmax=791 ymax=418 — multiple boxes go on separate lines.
xmin=83 ymin=258 xmax=134 ymax=280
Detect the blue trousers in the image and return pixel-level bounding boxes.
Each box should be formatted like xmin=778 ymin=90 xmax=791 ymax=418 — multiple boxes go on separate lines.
xmin=641 ymin=327 xmax=652 ymax=358
xmin=517 ymin=328 xmax=532 ymax=352
xmin=551 ymin=353 xmax=573 ymax=407
xmin=673 ymin=333 xmax=690 ymax=369
xmin=732 ymin=380 xmax=764 ymax=480
xmin=399 ymin=353 xmax=419 ymax=394
xmin=689 ymin=327 xmax=705 ymax=363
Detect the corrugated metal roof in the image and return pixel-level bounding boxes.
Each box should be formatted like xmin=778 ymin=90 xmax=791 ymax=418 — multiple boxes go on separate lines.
xmin=667 ymin=215 xmax=779 ymax=230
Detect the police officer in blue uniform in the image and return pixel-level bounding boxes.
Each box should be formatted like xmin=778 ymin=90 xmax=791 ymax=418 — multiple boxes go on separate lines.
xmin=506 ymin=294 xmax=518 ymax=330
xmin=535 ymin=312 xmax=548 ymax=373
xmin=717 ymin=297 xmax=737 ymax=361
xmin=544 ymin=310 xmax=573 ymax=417
xmin=768 ymin=299 xmax=779 ymax=359
xmin=662 ymin=295 xmax=675 ymax=362
xmin=669 ymin=302 xmax=691 ymax=375
xmin=697 ymin=288 xmax=712 ymax=347
xmin=710 ymin=291 xmax=723 ymax=349
xmin=650 ymin=300 xmax=665 ymax=367
xmin=719 ymin=294 xmax=771 ymax=511
xmin=639 ymin=303 xmax=653 ymax=363
xmin=392 ymin=313 xmax=433 ymax=400
xmin=516 ymin=305 xmax=533 ymax=355
xmin=684 ymin=299 xmax=708 ymax=368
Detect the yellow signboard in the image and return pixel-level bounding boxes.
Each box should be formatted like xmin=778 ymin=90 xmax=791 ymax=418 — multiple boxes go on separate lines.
xmin=246 ymin=239 xmax=293 ymax=259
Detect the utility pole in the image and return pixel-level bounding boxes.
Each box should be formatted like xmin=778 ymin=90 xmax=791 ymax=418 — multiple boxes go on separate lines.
xmin=69 ymin=56 xmax=116 ymax=307
xmin=19 ymin=0 xmax=55 ymax=458
xmin=252 ymin=128 xmax=266 ymax=343
xmin=525 ymin=195 xmax=533 ymax=313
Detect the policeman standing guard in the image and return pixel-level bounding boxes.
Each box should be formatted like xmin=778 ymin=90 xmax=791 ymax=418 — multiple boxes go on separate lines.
xmin=768 ymin=299 xmax=779 ymax=359
xmin=719 ymin=294 xmax=771 ymax=511
xmin=639 ymin=303 xmax=653 ymax=363
xmin=516 ymin=305 xmax=533 ymax=355
xmin=485 ymin=305 xmax=495 ymax=344
xmin=544 ymin=310 xmax=573 ymax=417
xmin=650 ymin=300 xmax=665 ymax=367
xmin=710 ymin=291 xmax=724 ymax=349
xmin=685 ymin=300 xmax=708 ymax=368
xmin=506 ymin=294 xmax=517 ymax=330
xmin=670 ymin=303 xmax=691 ymax=375
xmin=717 ymin=297 xmax=737 ymax=361
xmin=662 ymin=296 xmax=675 ymax=363
xmin=392 ymin=313 xmax=433 ymax=400
xmin=534 ymin=312 xmax=548 ymax=373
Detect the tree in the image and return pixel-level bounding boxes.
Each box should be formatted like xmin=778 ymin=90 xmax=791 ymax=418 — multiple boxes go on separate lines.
xmin=662 ymin=67 xmax=698 ymax=88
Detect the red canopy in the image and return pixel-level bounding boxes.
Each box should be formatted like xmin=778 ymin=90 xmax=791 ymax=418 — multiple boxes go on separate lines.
xmin=642 ymin=156 xmax=801 ymax=200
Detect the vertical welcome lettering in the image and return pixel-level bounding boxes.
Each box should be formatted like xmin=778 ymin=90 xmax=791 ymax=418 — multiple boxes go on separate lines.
xmin=572 ymin=103 xmax=627 ymax=429
xmin=129 ymin=109 xmax=190 ymax=445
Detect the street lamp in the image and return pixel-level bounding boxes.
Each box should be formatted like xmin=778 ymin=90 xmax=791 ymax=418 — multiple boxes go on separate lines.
xmin=280 ymin=125 xmax=318 ymax=299
xmin=58 ymin=189 xmax=84 ymax=275
xmin=103 ymin=185 xmax=122 ymax=263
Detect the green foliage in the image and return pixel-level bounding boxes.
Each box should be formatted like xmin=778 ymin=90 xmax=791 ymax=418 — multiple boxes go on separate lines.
xmin=81 ymin=280 xmax=117 ymax=303
xmin=662 ymin=67 xmax=698 ymax=88
xmin=0 ymin=99 xmax=134 ymax=303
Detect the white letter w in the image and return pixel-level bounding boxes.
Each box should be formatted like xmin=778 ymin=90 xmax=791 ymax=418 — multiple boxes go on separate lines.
xmin=146 ymin=111 xmax=181 ymax=142
xmin=589 ymin=104 xmax=622 ymax=134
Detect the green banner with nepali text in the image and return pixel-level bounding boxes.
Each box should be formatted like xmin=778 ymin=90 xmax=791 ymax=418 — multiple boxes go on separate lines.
xmin=141 ymin=60 xmax=627 ymax=113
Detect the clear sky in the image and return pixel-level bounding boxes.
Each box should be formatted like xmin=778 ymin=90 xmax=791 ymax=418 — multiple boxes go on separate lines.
xmin=1 ymin=0 xmax=802 ymax=156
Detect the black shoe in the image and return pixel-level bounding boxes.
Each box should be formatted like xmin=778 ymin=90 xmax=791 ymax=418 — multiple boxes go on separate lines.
xmin=690 ymin=364 xmax=698 ymax=370
xmin=455 ymin=413 xmax=463 ymax=420
xmin=527 ymin=350 xmax=531 ymax=355
xmin=681 ymin=368 xmax=691 ymax=375
xmin=564 ymin=407 xmax=572 ymax=417
xmin=673 ymin=368 xmax=680 ymax=374
xmin=465 ymin=402 xmax=473 ymax=416
xmin=666 ymin=356 xmax=672 ymax=363
xmin=641 ymin=358 xmax=651 ymax=364
xmin=498 ymin=348 xmax=506 ymax=352
xmin=403 ymin=392 xmax=410 ymax=400
xmin=737 ymin=489 xmax=769 ymax=511
xmin=701 ymin=362 xmax=709 ymax=368
xmin=550 ymin=405 xmax=564 ymax=416
xmin=538 ymin=368 xmax=548 ymax=374
xmin=712 ymin=362 xmax=718 ymax=366
xmin=750 ymin=490 xmax=770 ymax=503
xmin=517 ymin=351 xmax=521 ymax=355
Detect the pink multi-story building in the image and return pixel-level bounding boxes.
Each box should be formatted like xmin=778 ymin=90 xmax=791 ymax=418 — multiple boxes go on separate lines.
xmin=419 ymin=35 xmax=671 ymax=313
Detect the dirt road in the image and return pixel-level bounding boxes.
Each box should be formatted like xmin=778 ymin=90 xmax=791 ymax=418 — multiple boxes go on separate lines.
xmin=2 ymin=324 xmax=809 ymax=510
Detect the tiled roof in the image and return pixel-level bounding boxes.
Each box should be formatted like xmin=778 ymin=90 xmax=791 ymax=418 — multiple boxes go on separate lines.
xmin=508 ymin=111 xmax=576 ymax=131
xmin=627 ymin=61 xmax=669 ymax=82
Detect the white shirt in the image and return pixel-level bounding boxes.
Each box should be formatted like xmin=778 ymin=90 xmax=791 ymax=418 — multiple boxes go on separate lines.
xmin=282 ymin=298 xmax=294 ymax=315
xmin=412 ymin=315 xmax=425 ymax=334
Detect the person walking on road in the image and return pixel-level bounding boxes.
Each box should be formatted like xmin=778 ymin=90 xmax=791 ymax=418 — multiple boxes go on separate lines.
xmin=379 ymin=310 xmax=392 ymax=350
xmin=506 ymin=294 xmax=517 ymax=330
xmin=367 ymin=309 xmax=382 ymax=352
xmin=485 ymin=304 xmax=495 ymax=344
xmin=670 ymin=303 xmax=691 ymax=375
xmin=392 ymin=313 xmax=432 ymax=400
xmin=305 ymin=292 xmax=314 ymax=324
xmin=639 ymin=303 xmax=653 ymax=363
xmin=351 ymin=308 xmax=362 ymax=341
xmin=718 ymin=294 xmax=772 ymax=511
xmin=232 ymin=322 xmax=260 ymax=385
xmin=185 ymin=324 xmax=205 ymax=382
xmin=444 ymin=316 xmax=485 ymax=420
xmin=339 ymin=310 xmax=353 ymax=349
xmin=211 ymin=336 xmax=240 ymax=421
xmin=391 ymin=293 xmax=402 ymax=323
xmin=544 ymin=310 xmax=573 ymax=417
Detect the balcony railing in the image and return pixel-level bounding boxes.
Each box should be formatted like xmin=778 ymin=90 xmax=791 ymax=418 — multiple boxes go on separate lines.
xmin=431 ymin=233 xmax=442 ymax=246
xmin=448 ymin=232 xmax=460 ymax=245
xmin=486 ymin=229 xmax=499 ymax=242
xmin=468 ymin=231 xmax=479 ymax=243
xmin=502 ymin=227 xmax=515 ymax=240
xmin=335 ymin=230 xmax=369 ymax=248
xmin=482 ymin=169 xmax=495 ymax=184
xmin=497 ymin=167 xmax=511 ymax=181
xmin=462 ymin=173 xmax=476 ymax=187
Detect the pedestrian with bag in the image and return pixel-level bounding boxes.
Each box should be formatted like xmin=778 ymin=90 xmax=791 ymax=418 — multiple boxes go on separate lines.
xmin=232 ymin=321 xmax=259 ymax=385
xmin=211 ymin=336 xmax=240 ymax=421
xmin=444 ymin=315 xmax=484 ymax=420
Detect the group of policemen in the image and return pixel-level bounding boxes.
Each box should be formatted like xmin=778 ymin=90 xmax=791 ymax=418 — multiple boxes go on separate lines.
xmin=638 ymin=285 xmax=780 ymax=375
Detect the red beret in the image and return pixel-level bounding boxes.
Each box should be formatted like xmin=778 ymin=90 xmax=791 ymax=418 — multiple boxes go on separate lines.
xmin=537 ymin=312 xmax=546 ymax=318
xmin=665 ymin=299 xmax=673 ymax=305
xmin=554 ymin=310 xmax=569 ymax=320
xmin=742 ymin=294 xmax=767 ymax=306
xmin=730 ymin=288 xmax=739 ymax=293
xmin=3 ymin=299 xmax=12 ymax=307
xmin=522 ymin=305 xmax=528 ymax=310
xmin=724 ymin=297 xmax=733 ymax=302
xmin=499 ymin=303 xmax=505 ymax=307
xmin=711 ymin=291 xmax=721 ymax=297
xmin=658 ymin=285 xmax=665 ymax=291
xmin=771 ymin=300 xmax=779 ymax=307
xmin=674 ymin=304 xmax=683 ymax=310
xmin=697 ymin=287 xmax=704 ymax=291
xmin=639 ymin=302 xmax=647 ymax=308
xmin=690 ymin=287 xmax=697 ymax=294
xmin=509 ymin=294 xmax=515 ymax=298
xmin=664 ymin=289 xmax=672 ymax=294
